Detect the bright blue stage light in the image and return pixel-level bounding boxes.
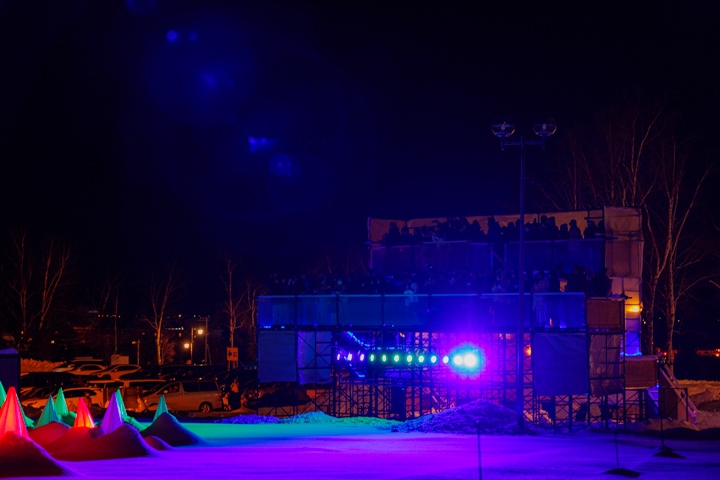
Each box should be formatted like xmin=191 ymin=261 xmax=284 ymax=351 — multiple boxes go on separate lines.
xmin=430 ymin=355 xmax=438 ymax=364
xmin=447 ymin=345 xmax=486 ymax=375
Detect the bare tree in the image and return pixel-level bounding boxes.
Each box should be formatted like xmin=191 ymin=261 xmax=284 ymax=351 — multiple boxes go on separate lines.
xmin=222 ymin=257 xmax=242 ymax=353
xmin=222 ymin=257 xmax=266 ymax=367
xmin=541 ymin=100 xmax=713 ymax=369
xmin=88 ymin=273 xmax=122 ymax=354
xmin=647 ymin=134 xmax=712 ymax=368
xmin=4 ymin=230 xmax=71 ymax=352
xmin=145 ymin=269 xmax=179 ymax=365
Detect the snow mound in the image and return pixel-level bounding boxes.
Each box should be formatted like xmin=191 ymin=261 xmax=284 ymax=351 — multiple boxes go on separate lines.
xmin=20 ymin=359 xmax=64 ymax=374
xmin=29 ymin=422 xmax=70 ymax=449
xmin=144 ymin=435 xmax=172 ymax=450
xmin=392 ymin=399 xmax=528 ymax=434
xmin=48 ymin=425 xmax=153 ymax=461
xmin=0 ymin=432 xmax=68 ymax=477
xmin=279 ymin=411 xmax=397 ymax=428
xmin=141 ymin=412 xmax=205 ymax=446
xmin=279 ymin=411 xmax=342 ymax=424
xmin=218 ymin=411 xmax=398 ymax=428
xmin=218 ymin=414 xmax=281 ymax=424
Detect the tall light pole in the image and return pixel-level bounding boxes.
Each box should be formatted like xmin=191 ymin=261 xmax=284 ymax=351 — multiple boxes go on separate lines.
xmin=492 ymin=121 xmax=556 ymax=429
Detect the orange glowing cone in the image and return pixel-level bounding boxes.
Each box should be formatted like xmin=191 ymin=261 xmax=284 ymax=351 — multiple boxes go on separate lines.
xmin=73 ymin=398 xmax=95 ymax=428
xmin=0 ymin=387 xmax=29 ymax=438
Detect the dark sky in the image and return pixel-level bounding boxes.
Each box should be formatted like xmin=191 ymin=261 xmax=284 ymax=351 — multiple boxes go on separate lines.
xmin=1 ymin=0 xmax=719 ymax=313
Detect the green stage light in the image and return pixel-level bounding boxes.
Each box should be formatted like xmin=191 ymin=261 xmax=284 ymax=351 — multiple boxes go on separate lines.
xmin=369 ymin=353 xmax=376 ymax=362
xmin=430 ymin=355 xmax=438 ymax=364
xmin=381 ymin=354 xmax=387 ymax=363
xmin=406 ymin=354 xmax=413 ymax=363
xmin=418 ymin=355 xmax=425 ymax=363
xmin=393 ymin=354 xmax=400 ymax=363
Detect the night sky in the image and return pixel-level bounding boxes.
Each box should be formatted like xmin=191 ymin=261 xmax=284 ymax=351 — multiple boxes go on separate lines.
xmin=1 ymin=0 xmax=719 ymax=313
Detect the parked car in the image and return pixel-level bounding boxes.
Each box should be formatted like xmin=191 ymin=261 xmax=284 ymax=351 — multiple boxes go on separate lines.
xmin=95 ymin=364 xmax=142 ymax=380
xmin=20 ymin=372 xmax=85 ymax=391
xmin=22 ymin=387 xmax=105 ymax=411
xmin=52 ymin=359 xmax=106 ymax=373
xmin=68 ymin=364 xmax=107 ymax=376
xmin=142 ymin=380 xmax=222 ymax=413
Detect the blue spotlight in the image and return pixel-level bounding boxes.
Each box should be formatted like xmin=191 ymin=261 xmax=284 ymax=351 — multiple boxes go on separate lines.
xmin=447 ymin=345 xmax=486 ymax=375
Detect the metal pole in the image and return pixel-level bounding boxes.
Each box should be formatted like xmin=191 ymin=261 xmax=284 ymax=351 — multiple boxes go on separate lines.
xmin=190 ymin=328 xmax=194 ymax=364
xmin=517 ymin=136 xmax=526 ymax=430
xmin=204 ymin=316 xmax=209 ymax=364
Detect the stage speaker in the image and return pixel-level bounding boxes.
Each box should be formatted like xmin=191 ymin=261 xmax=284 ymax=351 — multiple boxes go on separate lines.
xmin=533 ymin=333 xmax=589 ymax=396
xmin=625 ymin=356 xmax=657 ymax=388
xmin=258 ymin=331 xmax=297 ymax=383
xmin=586 ymin=298 xmax=623 ymax=330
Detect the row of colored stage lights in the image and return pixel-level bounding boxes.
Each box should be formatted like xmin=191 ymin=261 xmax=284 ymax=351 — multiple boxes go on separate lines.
xmin=336 ymin=347 xmax=484 ymax=372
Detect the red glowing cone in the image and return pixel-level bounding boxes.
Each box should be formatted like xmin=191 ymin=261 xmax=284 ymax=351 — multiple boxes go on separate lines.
xmin=73 ymin=398 xmax=95 ymax=429
xmin=0 ymin=387 xmax=29 ymax=438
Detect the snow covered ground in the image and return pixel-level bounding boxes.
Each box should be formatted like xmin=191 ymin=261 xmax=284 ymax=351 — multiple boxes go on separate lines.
xmin=3 ymin=398 xmax=720 ymax=480
xmin=6 ymin=418 xmax=720 ymax=480
xmin=5 ymin=365 xmax=720 ymax=479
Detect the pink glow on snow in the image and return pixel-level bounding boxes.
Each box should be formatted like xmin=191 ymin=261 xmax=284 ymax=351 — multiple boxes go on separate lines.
xmin=0 ymin=387 xmax=29 ymax=438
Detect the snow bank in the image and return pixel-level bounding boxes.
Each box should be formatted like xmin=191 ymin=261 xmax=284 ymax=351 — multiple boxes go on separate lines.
xmin=47 ymin=425 xmax=154 ymax=461
xmin=0 ymin=432 xmax=68 ymax=477
xmin=141 ymin=412 xmax=205 ymax=446
xmin=392 ymin=399 xmax=527 ymax=434
xmin=218 ymin=414 xmax=281 ymax=424
xmin=29 ymin=421 xmax=69 ymax=448
xmin=218 ymin=410 xmax=397 ymax=428
xmin=680 ymin=380 xmax=720 ymax=406
xmin=143 ymin=435 xmax=172 ymax=450
xmin=20 ymin=359 xmax=64 ymax=374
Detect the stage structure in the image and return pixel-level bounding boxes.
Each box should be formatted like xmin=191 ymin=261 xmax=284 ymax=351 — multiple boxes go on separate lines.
xmin=254 ymin=207 xmax=681 ymax=428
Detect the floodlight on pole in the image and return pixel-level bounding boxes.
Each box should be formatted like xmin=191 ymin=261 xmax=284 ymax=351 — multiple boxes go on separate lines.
xmin=492 ymin=119 xmax=556 ymax=430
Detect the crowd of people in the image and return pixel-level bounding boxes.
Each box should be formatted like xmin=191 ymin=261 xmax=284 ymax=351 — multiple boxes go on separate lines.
xmin=381 ymin=215 xmax=605 ymax=247
xmin=265 ymin=263 xmax=613 ymax=298
xmin=265 ymin=215 xmax=614 ymax=300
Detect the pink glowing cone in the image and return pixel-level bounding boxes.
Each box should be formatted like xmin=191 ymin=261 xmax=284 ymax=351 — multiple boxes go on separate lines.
xmin=73 ymin=398 xmax=95 ymax=428
xmin=0 ymin=387 xmax=29 ymax=438
xmin=100 ymin=390 xmax=125 ymax=434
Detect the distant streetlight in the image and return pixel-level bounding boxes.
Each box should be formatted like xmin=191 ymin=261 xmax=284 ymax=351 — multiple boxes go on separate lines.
xmin=132 ymin=338 xmax=141 ymax=365
xmin=185 ymin=326 xmax=206 ymax=364
xmin=492 ymin=120 xmax=557 ymax=430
